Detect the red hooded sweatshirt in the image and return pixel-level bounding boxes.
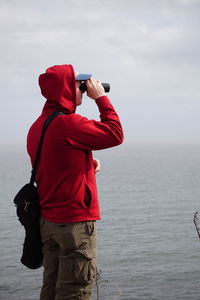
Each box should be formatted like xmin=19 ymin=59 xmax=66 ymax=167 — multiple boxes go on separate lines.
xmin=27 ymin=64 xmax=123 ymax=223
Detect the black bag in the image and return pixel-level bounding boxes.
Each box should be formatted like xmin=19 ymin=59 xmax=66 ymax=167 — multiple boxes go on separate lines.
xmin=14 ymin=183 xmax=42 ymax=269
xmin=14 ymin=111 xmax=64 ymax=269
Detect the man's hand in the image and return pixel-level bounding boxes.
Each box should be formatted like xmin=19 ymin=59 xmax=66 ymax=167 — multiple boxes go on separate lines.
xmin=93 ymin=158 xmax=100 ymax=173
xmin=86 ymin=78 xmax=105 ymax=100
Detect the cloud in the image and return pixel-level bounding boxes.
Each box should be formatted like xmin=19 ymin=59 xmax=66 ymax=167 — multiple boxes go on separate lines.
xmin=0 ymin=0 xmax=200 ymax=144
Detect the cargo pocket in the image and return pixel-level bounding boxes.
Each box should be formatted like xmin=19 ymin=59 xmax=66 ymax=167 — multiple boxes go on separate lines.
xmin=73 ymin=249 xmax=96 ymax=284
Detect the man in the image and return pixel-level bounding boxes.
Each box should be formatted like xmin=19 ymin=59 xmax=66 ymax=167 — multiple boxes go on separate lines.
xmin=27 ymin=64 xmax=123 ymax=300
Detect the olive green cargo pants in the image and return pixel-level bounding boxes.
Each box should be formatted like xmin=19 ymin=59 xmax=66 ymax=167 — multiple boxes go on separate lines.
xmin=40 ymin=218 xmax=97 ymax=300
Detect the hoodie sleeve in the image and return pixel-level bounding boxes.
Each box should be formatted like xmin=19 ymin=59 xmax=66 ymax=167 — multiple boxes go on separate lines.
xmin=61 ymin=96 xmax=124 ymax=150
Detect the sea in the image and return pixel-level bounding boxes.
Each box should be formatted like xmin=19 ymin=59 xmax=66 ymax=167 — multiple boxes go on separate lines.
xmin=1 ymin=143 xmax=200 ymax=300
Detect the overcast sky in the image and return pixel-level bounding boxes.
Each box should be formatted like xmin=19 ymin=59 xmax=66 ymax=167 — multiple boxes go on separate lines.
xmin=0 ymin=0 xmax=200 ymax=146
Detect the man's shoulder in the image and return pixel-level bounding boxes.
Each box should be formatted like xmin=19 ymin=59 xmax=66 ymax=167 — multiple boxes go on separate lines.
xmin=60 ymin=113 xmax=88 ymax=124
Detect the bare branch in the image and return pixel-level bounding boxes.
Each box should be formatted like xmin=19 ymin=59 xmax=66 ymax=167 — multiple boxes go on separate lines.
xmin=193 ymin=212 xmax=200 ymax=240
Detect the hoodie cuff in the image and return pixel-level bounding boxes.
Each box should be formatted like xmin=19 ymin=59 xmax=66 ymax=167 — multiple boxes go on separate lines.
xmin=95 ymin=95 xmax=111 ymax=108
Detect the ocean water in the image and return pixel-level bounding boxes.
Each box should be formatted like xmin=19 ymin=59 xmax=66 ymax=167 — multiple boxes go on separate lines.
xmin=1 ymin=144 xmax=200 ymax=300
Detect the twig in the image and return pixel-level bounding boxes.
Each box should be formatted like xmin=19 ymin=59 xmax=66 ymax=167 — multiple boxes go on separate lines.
xmin=193 ymin=211 xmax=200 ymax=239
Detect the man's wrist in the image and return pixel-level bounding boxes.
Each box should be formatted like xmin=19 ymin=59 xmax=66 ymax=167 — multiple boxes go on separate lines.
xmin=95 ymin=96 xmax=104 ymax=102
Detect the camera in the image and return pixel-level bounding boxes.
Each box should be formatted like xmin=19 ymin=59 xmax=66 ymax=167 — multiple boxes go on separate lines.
xmin=79 ymin=82 xmax=110 ymax=93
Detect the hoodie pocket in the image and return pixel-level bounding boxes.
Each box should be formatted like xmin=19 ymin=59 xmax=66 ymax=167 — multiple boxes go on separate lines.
xmin=84 ymin=183 xmax=92 ymax=208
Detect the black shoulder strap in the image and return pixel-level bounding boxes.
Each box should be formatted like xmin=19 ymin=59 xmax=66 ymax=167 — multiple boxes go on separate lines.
xmin=30 ymin=111 xmax=65 ymax=185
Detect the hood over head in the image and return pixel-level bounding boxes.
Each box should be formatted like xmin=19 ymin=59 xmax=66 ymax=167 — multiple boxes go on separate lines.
xmin=39 ymin=64 xmax=76 ymax=114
